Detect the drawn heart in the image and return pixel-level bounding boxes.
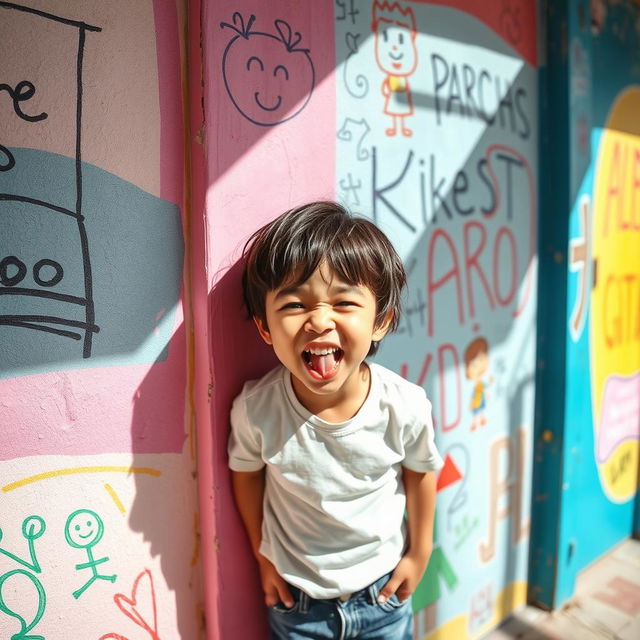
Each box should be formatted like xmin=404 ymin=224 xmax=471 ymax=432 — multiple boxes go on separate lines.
xmin=113 ymin=569 xmax=158 ymax=636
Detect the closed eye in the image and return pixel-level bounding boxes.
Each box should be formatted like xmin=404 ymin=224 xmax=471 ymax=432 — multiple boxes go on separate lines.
xmin=280 ymin=302 xmax=304 ymax=310
xmin=273 ymin=65 xmax=289 ymax=80
xmin=335 ymin=301 xmax=357 ymax=307
xmin=247 ymin=56 xmax=264 ymax=72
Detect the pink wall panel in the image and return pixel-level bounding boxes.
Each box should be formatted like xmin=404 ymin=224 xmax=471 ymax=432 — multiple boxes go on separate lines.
xmin=197 ymin=1 xmax=336 ymax=637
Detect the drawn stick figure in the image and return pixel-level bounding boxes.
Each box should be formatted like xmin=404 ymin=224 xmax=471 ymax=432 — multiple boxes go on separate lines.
xmin=372 ymin=2 xmax=418 ymax=137
xmin=65 ymin=509 xmax=116 ymax=599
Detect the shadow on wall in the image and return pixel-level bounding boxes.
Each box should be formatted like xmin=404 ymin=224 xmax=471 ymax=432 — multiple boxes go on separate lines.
xmin=0 ymin=151 xmax=184 ymax=379
xmin=127 ymin=320 xmax=203 ymax=640
xmin=126 ymin=263 xmax=275 ymax=640
xmin=208 ymin=260 xmax=278 ymax=640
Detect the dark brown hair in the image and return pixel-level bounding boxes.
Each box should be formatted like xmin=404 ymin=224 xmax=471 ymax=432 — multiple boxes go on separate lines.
xmin=242 ymin=201 xmax=406 ymax=352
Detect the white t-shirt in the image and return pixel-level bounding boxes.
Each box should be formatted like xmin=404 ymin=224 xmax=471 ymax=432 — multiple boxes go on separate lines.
xmin=228 ymin=362 xmax=443 ymax=599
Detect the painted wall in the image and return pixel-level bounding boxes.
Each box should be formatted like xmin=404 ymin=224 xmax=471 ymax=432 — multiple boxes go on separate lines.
xmin=336 ymin=3 xmax=537 ymax=638
xmin=201 ymin=1 xmax=538 ymax=639
xmin=558 ymin=0 xmax=640 ymax=604
xmin=0 ymin=2 xmax=201 ymax=639
xmin=530 ymin=0 xmax=640 ymax=610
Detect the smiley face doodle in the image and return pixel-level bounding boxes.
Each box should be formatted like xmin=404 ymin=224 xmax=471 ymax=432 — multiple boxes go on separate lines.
xmin=65 ymin=509 xmax=116 ymax=598
xmin=220 ymin=12 xmax=316 ymax=126
xmin=65 ymin=509 xmax=104 ymax=548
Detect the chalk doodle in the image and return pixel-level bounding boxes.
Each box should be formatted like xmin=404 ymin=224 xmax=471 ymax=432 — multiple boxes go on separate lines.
xmin=0 ymin=569 xmax=46 ymax=640
xmin=64 ymin=509 xmax=116 ymax=599
xmin=339 ymin=173 xmax=363 ymax=205
xmin=335 ymin=0 xmax=360 ymax=24
xmin=99 ymin=569 xmax=160 ymax=640
xmin=2 ymin=465 xmax=162 ymax=493
xmin=468 ymin=583 xmax=493 ymax=632
xmin=104 ymin=484 xmax=126 ymax=515
xmin=372 ymin=1 xmax=418 ymax=137
xmin=0 ymin=2 xmax=101 ymax=358
xmin=343 ymin=32 xmax=369 ymax=98
xmin=0 ymin=515 xmax=45 ymax=573
xmin=337 ymin=117 xmax=371 ymax=160
xmin=0 ymin=515 xmax=47 ymax=639
xmin=220 ymin=13 xmax=315 ymax=126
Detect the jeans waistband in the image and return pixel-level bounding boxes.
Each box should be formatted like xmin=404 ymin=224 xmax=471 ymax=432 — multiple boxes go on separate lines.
xmin=289 ymin=572 xmax=392 ymax=612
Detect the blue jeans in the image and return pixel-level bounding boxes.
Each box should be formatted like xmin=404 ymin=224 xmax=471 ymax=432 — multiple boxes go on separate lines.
xmin=268 ymin=572 xmax=413 ymax=639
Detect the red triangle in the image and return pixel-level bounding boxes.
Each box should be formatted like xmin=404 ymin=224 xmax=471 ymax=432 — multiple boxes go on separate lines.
xmin=437 ymin=454 xmax=463 ymax=492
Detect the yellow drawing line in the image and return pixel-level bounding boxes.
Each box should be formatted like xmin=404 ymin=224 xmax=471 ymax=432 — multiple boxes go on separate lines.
xmin=2 ymin=466 xmax=162 ymax=492
xmin=104 ymin=483 xmax=126 ymax=514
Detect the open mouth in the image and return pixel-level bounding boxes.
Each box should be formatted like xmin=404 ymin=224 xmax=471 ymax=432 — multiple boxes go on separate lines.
xmin=302 ymin=346 xmax=344 ymax=380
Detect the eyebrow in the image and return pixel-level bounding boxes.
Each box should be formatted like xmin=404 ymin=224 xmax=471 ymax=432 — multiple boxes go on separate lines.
xmin=273 ymin=283 xmax=366 ymax=300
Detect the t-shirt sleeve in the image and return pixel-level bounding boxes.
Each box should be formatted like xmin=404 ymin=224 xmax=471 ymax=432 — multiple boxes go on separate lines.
xmin=228 ymin=390 xmax=264 ymax=472
xmin=403 ymin=390 xmax=444 ymax=473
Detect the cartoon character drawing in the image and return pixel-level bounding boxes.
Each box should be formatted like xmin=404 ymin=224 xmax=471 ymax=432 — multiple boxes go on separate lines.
xmin=372 ymin=1 xmax=418 ymax=137
xmin=65 ymin=509 xmax=116 ymax=599
xmin=220 ymin=12 xmax=315 ymax=127
xmin=465 ymin=337 xmax=492 ymax=431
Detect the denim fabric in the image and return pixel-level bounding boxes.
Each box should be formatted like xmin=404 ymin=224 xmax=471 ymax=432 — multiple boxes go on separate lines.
xmin=268 ymin=572 xmax=413 ymax=640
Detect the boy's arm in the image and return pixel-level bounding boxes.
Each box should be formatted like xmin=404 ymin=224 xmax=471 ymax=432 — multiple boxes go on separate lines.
xmin=231 ymin=469 xmax=293 ymax=607
xmin=378 ymin=467 xmax=436 ymax=603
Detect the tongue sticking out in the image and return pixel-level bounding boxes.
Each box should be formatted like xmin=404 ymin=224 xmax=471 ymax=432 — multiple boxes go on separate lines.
xmin=308 ymin=351 xmax=339 ymax=378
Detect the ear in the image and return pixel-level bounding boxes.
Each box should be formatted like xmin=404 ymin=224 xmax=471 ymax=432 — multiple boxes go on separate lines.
xmin=372 ymin=310 xmax=394 ymax=342
xmin=253 ymin=316 xmax=273 ymax=345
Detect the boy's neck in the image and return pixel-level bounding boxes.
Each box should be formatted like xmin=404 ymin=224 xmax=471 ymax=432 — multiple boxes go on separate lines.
xmin=291 ymin=363 xmax=372 ymax=424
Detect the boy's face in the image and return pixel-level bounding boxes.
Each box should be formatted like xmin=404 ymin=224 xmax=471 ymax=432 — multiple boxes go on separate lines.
xmin=254 ymin=263 xmax=391 ymax=413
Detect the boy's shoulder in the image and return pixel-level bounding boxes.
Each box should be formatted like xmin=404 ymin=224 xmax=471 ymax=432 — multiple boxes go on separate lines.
xmin=236 ymin=364 xmax=286 ymax=402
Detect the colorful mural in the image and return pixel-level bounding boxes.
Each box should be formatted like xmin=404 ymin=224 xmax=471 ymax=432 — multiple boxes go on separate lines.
xmin=589 ymin=89 xmax=640 ymax=503
xmin=335 ymin=1 xmax=537 ymax=638
xmin=556 ymin=0 xmax=640 ymax=604
xmin=0 ymin=1 xmax=200 ymax=638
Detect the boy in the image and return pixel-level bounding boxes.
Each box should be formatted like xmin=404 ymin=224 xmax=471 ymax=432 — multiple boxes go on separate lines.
xmin=229 ymin=201 xmax=443 ymax=639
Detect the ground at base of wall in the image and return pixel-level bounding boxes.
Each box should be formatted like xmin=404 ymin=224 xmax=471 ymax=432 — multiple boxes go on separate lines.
xmin=482 ymin=538 xmax=640 ymax=640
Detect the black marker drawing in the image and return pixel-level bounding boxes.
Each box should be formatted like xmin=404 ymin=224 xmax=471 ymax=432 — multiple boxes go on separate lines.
xmin=220 ymin=12 xmax=315 ymax=126
xmin=337 ymin=117 xmax=371 ymax=160
xmin=343 ymin=32 xmax=369 ymax=99
xmin=335 ymin=0 xmax=360 ymax=25
xmin=0 ymin=2 xmax=101 ymax=358
xmin=0 ymin=144 xmax=16 ymax=171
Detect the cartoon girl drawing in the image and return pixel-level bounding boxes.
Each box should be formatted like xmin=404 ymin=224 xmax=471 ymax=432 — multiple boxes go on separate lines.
xmin=465 ymin=337 xmax=493 ymax=431
xmin=372 ymin=1 xmax=418 ymax=137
